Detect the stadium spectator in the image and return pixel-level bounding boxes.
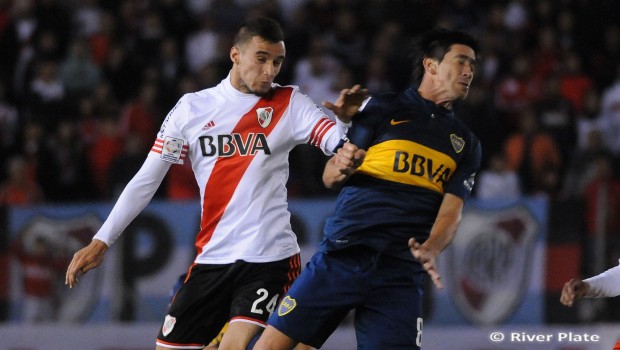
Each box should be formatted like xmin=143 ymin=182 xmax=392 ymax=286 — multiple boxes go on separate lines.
xmin=599 ymin=63 xmax=620 ymax=155
xmin=0 ymin=155 xmax=44 ymax=206
xmin=503 ymin=107 xmax=562 ymax=195
xmin=476 ymin=152 xmax=521 ymax=200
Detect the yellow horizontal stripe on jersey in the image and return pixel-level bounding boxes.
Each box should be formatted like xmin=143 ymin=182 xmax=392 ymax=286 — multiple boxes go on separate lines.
xmin=356 ymin=140 xmax=456 ymax=194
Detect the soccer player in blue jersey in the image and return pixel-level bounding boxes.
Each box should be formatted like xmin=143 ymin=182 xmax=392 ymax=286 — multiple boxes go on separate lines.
xmin=252 ymin=28 xmax=482 ymax=350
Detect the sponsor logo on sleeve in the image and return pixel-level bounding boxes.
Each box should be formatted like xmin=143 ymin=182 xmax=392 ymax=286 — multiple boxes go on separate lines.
xmin=161 ymin=136 xmax=184 ymax=162
xmin=464 ymin=172 xmax=476 ymax=192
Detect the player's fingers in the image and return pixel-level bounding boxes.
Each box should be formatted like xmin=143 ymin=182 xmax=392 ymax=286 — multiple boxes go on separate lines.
xmin=341 ymin=141 xmax=358 ymax=151
xmin=560 ymin=282 xmax=575 ymax=306
xmin=560 ymin=291 xmax=573 ymax=307
xmin=66 ymin=262 xmax=80 ymax=288
xmin=337 ymin=147 xmax=356 ymax=164
xmin=66 ymin=254 xmax=81 ymax=284
xmin=426 ymin=266 xmax=443 ymax=289
xmin=334 ymin=155 xmax=354 ymax=169
xmin=410 ymin=247 xmax=422 ymax=260
xmin=353 ymin=149 xmax=366 ymax=167
xmin=347 ymin=84 xmax=361 ymax=94
xmin=409 ymin=238 xmax=424 ymax=252
xmin=322 ymin=101 xmax=335 ymax=111
xmin=65 ymin=250 xmax=92 ymax=287
xmin=340 ymin=143 xmax=358 ymax=157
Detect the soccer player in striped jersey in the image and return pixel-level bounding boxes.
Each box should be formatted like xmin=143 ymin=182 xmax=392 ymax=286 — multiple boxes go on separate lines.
xmin=254 ymin=28 xmax=482 ymax=350
xmin=65 ymin=17 xmax=367 ymax=350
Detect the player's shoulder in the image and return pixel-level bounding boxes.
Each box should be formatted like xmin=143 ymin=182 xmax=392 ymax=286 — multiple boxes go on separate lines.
xmin=356 ymin=92 xmax=400 ymax=124
xmin=191 ymin=84 xmax=220 ymax=99
xmin=364 ymin=91 xmax=401 ymax=110
xmin=177 ymin=85 xmax=222 ymax=110
xmin=273 ymin=83 xmax=315 ymax=106
xmin=272 ymin=83 xmax=298 ymax=92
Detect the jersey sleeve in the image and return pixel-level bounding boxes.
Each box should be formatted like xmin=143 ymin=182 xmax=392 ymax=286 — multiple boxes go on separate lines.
xmin=288 ymin=88 xmax=345 ymax=155
xmin=93 ymin=156 xmax=171 ymax=246
xmin=93 ymin=95 xmax=193 ymax=246
xmin=584 ymin=260 xmax=620 ymax=298
xmin=445 ymin=134 xmax=482 ymax=200
xmin=150 ymin=95 xmax=190 ymax=164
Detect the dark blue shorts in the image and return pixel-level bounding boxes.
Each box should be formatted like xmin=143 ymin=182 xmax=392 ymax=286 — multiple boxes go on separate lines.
xmin=268 ymin=245 xmax=426 ymax=349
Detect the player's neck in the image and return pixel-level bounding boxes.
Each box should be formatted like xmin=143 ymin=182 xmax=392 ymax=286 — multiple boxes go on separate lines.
xmin=417 ymin=84 xmax=453 ymax=110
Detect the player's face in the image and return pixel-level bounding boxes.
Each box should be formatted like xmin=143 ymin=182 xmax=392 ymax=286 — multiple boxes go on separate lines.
xmin=436 ymin=44 xmax=476 ymax=101
xmin=230 ymin=36 xmax=285 ymax=96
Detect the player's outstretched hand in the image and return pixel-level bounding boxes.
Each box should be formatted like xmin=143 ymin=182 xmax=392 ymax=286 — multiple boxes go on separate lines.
xmin=409 ymin=238 xmax=443 ymax=289
xmin=322 ymin=84 xmax=369 ymax=123
xmin=560 ymin=278 xmax=590 ymax=307
xmin=65 ymin=239 xmax=108 ymax=288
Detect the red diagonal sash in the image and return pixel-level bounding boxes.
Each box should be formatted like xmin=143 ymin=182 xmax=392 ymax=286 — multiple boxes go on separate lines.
xmin=195 ymin=87 xmax=294 ymax=255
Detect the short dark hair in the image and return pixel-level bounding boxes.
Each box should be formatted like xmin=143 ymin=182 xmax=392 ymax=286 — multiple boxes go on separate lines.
xmin=410 ymin=28 xmax=480 ymax=83
xmin=233 ymin=17 xmax=284 ymax=46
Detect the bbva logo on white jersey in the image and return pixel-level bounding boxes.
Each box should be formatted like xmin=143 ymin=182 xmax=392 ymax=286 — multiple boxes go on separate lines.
xmin=199 ymin=133 xmax=271 ymax=157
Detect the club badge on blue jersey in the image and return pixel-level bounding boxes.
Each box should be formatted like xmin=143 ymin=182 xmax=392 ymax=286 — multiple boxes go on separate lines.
xmin=277 ymin=296 xmax=297 ymax=316
xmin=450 ymin=134 xmax=465 ymax=153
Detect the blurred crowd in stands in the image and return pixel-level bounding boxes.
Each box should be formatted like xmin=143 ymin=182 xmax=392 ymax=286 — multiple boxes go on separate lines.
xmin=0 ymin=0 xmax=618 ymax=207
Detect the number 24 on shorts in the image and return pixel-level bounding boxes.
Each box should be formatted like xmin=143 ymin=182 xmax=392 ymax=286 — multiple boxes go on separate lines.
xmin=252 ymin=288 xmax=280 ymax=316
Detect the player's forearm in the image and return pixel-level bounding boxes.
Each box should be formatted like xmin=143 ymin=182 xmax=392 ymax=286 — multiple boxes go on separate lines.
xmin=423 ymin=194 xmax=464 ymax=256
xmin=94 ymin=156 xmax=170 ymax=246
xmin=584 ymin=262 xmax=620 ymax=298
xmin=424 ymin=215 xmax=460 ymax=256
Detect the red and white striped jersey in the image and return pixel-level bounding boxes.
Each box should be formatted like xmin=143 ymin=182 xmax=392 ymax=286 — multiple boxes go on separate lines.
xmin=94 ymin=75 xmax=345 ymax=264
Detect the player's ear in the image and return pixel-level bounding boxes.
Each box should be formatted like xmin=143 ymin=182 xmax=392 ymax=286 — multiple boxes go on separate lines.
xmin=230 ymin=46 xmax=240 ymax=64
xmin=423 ymin=57 xmax=437 ymax=74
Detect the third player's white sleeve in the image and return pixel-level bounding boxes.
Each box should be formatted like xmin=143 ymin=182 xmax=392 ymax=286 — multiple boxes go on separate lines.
xmin=584 ymin=260 xmax=620 ymax=298
xmin=93 ymin=156 xmax=171 ymax=246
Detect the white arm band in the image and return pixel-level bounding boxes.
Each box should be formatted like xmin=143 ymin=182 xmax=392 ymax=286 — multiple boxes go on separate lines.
xmin=93 ymin=156 xmax=171 ymax=246
xmin=584 ymin=260 xmax=620 ymax=298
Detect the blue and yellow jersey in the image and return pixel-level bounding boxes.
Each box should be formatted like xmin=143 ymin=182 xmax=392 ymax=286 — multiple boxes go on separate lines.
xmin=321 ymin=87 xmax=482 ymax=262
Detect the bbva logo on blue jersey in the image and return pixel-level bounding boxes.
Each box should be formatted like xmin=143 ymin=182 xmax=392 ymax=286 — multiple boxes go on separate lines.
xmin=199 ymin=134 xmax=271 ymax=157
xmin=393 ymin=151 xmax=453 ymax=185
